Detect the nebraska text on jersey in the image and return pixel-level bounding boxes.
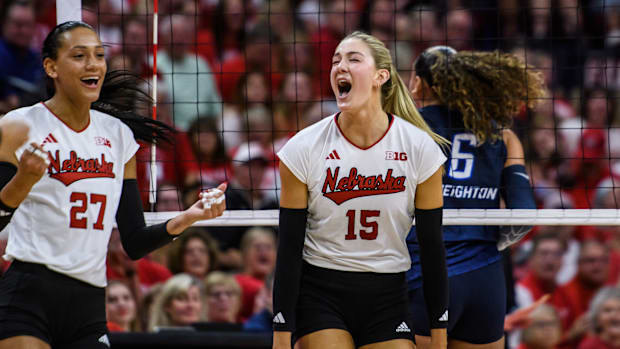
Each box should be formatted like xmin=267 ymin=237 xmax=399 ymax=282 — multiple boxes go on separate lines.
xmin=322 ymin=167 xmax=406 ymax=205
xmin=48 ymin=150 xmax=115 ymax=186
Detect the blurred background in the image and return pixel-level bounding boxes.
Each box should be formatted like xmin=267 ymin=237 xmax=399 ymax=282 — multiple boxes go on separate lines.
xmin=2 ymin=0 xmax=620 ymax=348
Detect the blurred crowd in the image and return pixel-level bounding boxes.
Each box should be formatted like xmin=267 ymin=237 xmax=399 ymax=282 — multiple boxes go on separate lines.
xmin=4 ymin=0 xmax=620 ymax=347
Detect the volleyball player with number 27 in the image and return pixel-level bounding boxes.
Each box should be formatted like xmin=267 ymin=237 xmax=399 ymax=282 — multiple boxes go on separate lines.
xmin=406 ymin=47 xmax=544 ymax=349
xmin=272 ymin=31 xmax=450 ymax=349
xmin=0 ymin=21 xmax=226 ymax=349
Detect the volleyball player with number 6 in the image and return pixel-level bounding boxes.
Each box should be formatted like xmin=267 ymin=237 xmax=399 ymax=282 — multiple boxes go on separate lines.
xmin=273 ymin=31 xmax=450 ymax=349
xmin=0 ymin=21 xmax=226 ymax=349
xmin=406 ymin=47 xmax=545 ymax=349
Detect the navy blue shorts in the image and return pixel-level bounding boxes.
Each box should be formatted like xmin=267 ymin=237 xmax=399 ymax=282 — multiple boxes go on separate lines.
xmin=409 ymin=260 xmax=505 ymax=344
xmin=295 ymin=262 xmax=414 ymax=346
xmin=0 ymin=261 xmax=110 ymax=348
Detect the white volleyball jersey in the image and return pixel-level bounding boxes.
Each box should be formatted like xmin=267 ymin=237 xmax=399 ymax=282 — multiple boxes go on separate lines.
xmin=277 ymin=113 xmax=446 ymax=273
xmin=1 ymin=103 xmax=139 ymax=287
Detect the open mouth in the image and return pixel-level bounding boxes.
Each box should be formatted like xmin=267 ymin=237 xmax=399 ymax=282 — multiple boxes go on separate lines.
xmin=337 ymin=80 xmax=352 ymax=98
xmin=81 ymin=77 xmax=100 ymax=87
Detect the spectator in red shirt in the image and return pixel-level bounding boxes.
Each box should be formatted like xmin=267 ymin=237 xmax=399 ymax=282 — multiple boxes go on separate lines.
xmin=212 ymin=0 xmax=248 ymax=64
xmin=235 ymin=227 xmax=276 ymax=321
xmin=216 ymin=24 xmax=282 ymax=103
xmin=106 ymin=229 xmax=173 ymax=302
xmin=569 ymin=88 xmax=613 ymax=209
xmin=518 ymin=304 xmax=563 ymax=349
xmin=205 ymin=272 xmax=242 ymax=324
xmin=148 ymin=274 xmax=205 ymax=331
xmin=114 ymin=17 xmax=151 ymax=78
xmin=106 ymin=280 xmax=140 ymax=332
xmin=187 ymin=117 xmax=231 ymax=189
xmin=553 ymin=240 xmax=611 ymax=345
xmin=167 ymin=228 xmax=220 ymax=280
xmin=578 ymin=287 xmax=620 ymax=349
xmin=309 ymin=0 xmax=350 ymax=97
xmin=516 ymin=233 xmax=565 ymax=308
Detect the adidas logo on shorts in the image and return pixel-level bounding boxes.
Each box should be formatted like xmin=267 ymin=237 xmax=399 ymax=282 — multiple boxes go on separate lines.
xmin=273 ymin=312 xmax=286 ymax=324
xmin=395 ymin=322 xmax=411 ymax=333
xmin=98 ymin=334 xmax=110 ymax=347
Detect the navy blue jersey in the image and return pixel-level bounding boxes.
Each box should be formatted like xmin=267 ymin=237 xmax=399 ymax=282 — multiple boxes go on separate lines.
xmin=407 ymin=105 xmax=505 ymax=289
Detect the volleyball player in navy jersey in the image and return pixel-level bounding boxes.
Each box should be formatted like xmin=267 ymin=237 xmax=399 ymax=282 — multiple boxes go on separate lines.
xmin=406 ymin=47 xmax=545 ymax=349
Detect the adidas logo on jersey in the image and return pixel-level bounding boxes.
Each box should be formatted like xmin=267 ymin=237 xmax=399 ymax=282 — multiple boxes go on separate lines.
xmin=98 ymin=334 xmax=110 ymax=347
xmin=273 ymin=312 xmax=286 ymax=324
xmin=395 ymin=322 xmax=411 ymax=333
xmin=325 ymin=150 xmax=340 ymax=160
xmin=41 ymin=133 xmax=58 ymax=145
xmin=439 ymin=310 xmax=449 ymax=322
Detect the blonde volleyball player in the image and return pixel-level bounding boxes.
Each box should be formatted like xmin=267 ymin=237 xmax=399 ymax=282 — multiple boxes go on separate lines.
xmin=273 ymin=31 xmax=449 ymax=349
xmin=0 ymin=21 xmax=226 ymax=349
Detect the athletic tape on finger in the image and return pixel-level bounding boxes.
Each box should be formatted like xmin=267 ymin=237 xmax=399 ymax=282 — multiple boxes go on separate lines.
xmin=32 ymin=148 xmax=50 ymax=166
xmin=200 ymin=189 xmax=223 ymax=199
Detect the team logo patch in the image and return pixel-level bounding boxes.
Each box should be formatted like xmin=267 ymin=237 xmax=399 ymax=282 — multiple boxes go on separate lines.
xmin=385 ymin=151 xmax=407 ymax=161
xmin=48 ymin=150 xmax=115 ymax=186
xmin=95 ymin=136 xmax=112 ymax=148
xmin=321 ymin=167 xmax=406 ymax=205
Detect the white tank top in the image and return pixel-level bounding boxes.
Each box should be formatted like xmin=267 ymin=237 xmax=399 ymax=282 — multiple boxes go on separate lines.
xmin=2 ymin=103 xmax=139 ymax=287
xmin=277 ymin=113 xmax=446 ymax=273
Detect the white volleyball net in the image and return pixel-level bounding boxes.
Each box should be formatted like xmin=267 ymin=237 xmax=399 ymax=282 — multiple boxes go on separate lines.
xmin=45 ymin=0 xmax=620 ymax=228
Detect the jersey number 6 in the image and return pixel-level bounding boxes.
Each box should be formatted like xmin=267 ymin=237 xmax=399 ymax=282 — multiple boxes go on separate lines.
xmin=345 ymin=210 xmax=380 ymax=240
xmin=70 ymin=192 xmax=107 ymax=230
xmin=448 ymin=133 xmax=476 ymax=179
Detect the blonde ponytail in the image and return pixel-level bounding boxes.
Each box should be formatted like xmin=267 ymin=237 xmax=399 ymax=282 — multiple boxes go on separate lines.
xmin=344 ymin=31 xmax=449 ymax=148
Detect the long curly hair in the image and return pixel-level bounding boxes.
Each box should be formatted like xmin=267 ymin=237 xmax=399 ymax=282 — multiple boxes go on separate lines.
xmin=415 ymin=48 xmax=546 ymax=144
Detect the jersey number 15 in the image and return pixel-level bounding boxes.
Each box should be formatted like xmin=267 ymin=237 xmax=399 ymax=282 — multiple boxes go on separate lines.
xmin=345 ymin=210 xmax=380 ymax=240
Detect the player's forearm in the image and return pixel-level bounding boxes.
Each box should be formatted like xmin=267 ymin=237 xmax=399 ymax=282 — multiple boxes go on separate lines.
xmin=0 ymin=169 xmax=34 ymax=208
xmin=165 ymin=212 xmax=195 ymax=236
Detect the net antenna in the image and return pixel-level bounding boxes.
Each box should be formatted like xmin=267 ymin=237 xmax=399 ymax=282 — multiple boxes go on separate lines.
xmin=56 ymin=0 xmax=81 ymax=23
xmin=149 ymin=0 xmax=159 ymax=209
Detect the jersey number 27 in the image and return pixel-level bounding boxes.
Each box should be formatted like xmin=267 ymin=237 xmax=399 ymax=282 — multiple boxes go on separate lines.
xmin=70 ymin=192 xmax=107 ymax=230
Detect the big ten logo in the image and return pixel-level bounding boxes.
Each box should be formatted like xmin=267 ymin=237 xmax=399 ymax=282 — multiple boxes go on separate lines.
xmin=385 ymin=151 xmax=407 ymax=161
